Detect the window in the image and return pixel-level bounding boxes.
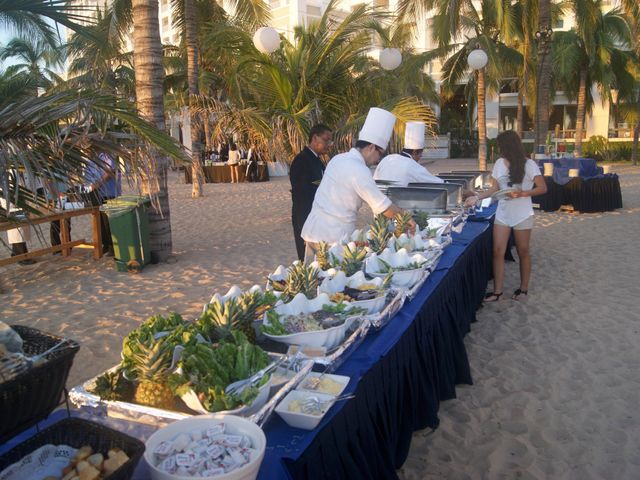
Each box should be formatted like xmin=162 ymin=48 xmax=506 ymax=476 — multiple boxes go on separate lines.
xmin=553 ymin=19 xmax=564 ymax=29
xmin=307 ymin=5 xmax=321 ymax=16
xmin=162 ymin=17 xmax=169 ymax=28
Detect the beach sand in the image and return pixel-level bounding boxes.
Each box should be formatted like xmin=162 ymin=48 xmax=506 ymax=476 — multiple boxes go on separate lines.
xmin=2 ymin=162 xmax=639 ymax=479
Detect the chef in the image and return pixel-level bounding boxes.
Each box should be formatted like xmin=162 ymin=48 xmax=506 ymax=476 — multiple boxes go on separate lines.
xmin=373 ymin=121 xmax=443 ymax=186
xmin=301 ymin=107 xmax=415 ymax=261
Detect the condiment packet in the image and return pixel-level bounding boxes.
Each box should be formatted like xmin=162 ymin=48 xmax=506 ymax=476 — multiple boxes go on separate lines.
xmin=175 ymin=452 xmax=197 ymax=467
xmin=203 ymin=467 xmax=226 ymax=476
xmin=222 ymin=435 xmax=243 ymax=448
xmin=206 ymin=445 xmax=224 ymax=459
xmin=154 ymin=441 xmax=174 ymax=457
xmin=159 ymin=456 xmax=177 ymax=473
xmin=206 ymin=424 xmax=225 ymax=438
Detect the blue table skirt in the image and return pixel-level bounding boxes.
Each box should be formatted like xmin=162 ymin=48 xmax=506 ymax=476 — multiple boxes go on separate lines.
xmin=0 ymin=222 xmax=493 ymax=480
xmin=533 ymin=175 xmax=622 ymax=213
xmin=260 ymin=221 xmax=493 ymax=479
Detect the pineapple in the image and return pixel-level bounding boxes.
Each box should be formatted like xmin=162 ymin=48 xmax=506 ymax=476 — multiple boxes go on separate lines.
xmin=126 ymin=339 xmax=176 ymax=410
xmin=315 ymin=242 xmax=331 ymax=270
xmin=339 ymin=244 xmax=367 ymax=276
xmin=368 ymin=214 xmax=392 ymax=253
xmin=394 ymin=211 xmax=414 ymax=238
xmin=281 ymin=262 xmax=320 ymax=301
xmin=200 ymin=297 xmax=250 ymax=342
xmin=412 ymin=210 xmax=430 ymax=230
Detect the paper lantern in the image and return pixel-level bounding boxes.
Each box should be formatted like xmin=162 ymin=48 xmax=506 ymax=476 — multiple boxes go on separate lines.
xmin=253 ymin=27 xmax=280 ymax=54
xmin=467 ymin=48 xmax=488 ymax=70
xmin=379 ymin=48 xmax=402 ymax=71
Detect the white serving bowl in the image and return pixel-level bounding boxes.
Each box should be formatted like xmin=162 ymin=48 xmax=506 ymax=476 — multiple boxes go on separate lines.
xmin=275 ymin=390 xmax=335 ymax=430
xmin=262 ymin=293 xmax=361 ymax=349
xmin=180 ymin=376 xmax=272 ymax=416
xmin=296 ymin=372 xmax=350 ymax=397
xmin=319 ymin=270 xmax=387 ymax=314
xmin=365 ymin=248 xmax=428 ymax=289
xmin=144 ymin=414 xmax=266 ymax=480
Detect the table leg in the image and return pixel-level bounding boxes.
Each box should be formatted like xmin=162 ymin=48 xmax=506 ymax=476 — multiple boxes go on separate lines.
xmin=92 ymin=210 xmax=103 ymax=260
xmin=61 ymin=218 xmax=71 ymax=256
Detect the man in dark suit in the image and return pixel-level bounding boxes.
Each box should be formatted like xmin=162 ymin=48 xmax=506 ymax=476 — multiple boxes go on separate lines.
xmin=290 ymin=124 xmax=333 ymax=261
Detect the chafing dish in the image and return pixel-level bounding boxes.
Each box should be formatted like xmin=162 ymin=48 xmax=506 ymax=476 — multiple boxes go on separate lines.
xmin=385 ymin=187 xmax=448 ymax=214
xmin=407 ymin=182 xmax=463 ymax=209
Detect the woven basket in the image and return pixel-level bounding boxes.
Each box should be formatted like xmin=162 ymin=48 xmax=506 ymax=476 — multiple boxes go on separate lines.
xmin=0 ymin=417 xmax=145 ymax=480
xmin=0 ymin=325 xmax=80 ymax=443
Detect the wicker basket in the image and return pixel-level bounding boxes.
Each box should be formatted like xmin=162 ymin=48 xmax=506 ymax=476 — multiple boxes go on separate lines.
xmin=0 ymin=417 xmax=145 ymax=480
xmin=0 ymin=325 xmax=80 ymax=443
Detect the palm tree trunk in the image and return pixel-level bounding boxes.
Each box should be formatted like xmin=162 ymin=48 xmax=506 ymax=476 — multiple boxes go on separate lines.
xmin=185 ymin=0 xmax=204 ymax=198
xmin=574 ymin=69 xmax=587 ymax=157
xmin=132 ymin=0 xmax=173 ymax=263
xmin=534 ymin=0 xmax=552 ymax=152
xmin=516 ymin=89 xmax=524 ymax=138
xmin=632 ymin=94 xmax=640 ymax=166
xmin=477 ymin=69 xmax=487 ymax=170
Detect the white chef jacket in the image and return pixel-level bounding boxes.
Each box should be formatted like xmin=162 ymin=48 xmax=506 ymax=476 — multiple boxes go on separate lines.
xmin=302 ymin=148 xmax=392 ymax=243
xmin=492 ymin=157 xmax=542 ymax=226
xmin=1 ymin=170 xmax=32 ymax=244
xmin=373 ymin=152 xmax=443 ymax=186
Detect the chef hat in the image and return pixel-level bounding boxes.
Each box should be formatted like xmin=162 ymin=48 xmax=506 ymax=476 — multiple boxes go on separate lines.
xmin=404 ymin=121 xmax=425 ymax=150
xmin=358 ymin=107 xmax=396 ymax=149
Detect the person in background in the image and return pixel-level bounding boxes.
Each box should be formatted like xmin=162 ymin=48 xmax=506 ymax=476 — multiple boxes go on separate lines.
xmin=466 ymin=130 xmax=547 ymax=302
xmin=289 ymin=124 xmax=333 ymax=261
xmin=84 ymin=152 xmax=122 ymax=256
xmin=374 ymin=121 xmax=443 ymax=186
xmin=301 ymin=108 xmax=416 ymax=262
xmin=228 ymin=143 xmax=241 ymax=183
xmin=1 ymin=169 xmax=36 ymax=265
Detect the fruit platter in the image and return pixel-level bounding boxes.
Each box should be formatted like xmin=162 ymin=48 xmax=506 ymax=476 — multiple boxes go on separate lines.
xmin=70 ymin=303 xmax=314 ymax=428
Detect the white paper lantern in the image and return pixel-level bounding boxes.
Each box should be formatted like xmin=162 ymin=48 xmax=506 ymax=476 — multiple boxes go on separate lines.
xmin=253 ymin=27 xmax=280 ymax=54
xmin=467 ymin=48 xmax=488 ymax=70
xmin=379 ymin=48 xmax=402 ymax=71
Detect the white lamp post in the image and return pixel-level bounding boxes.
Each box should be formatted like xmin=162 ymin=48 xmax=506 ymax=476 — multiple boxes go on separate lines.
xmin=379 ymin=48 xmax=402 ymax=71
xmin=253 ymin=27 xmax=281 ymax=54
xmin=467 ymin=46 xmax=488 ymax=170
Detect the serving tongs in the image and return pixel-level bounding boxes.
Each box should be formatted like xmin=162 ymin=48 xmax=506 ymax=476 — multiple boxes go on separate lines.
xmin=0 ymin=338 xmax=74 ymax=382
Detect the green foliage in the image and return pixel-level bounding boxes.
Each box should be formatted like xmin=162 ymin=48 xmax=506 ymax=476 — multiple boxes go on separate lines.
xmin=168 ymin=331 xmax=271 ymax=412
xmin=582 ymin=136 xmax=633 ymax=162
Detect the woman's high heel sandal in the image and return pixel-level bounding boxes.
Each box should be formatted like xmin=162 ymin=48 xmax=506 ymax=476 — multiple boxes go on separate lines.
xmin=484 ymin=292 xmax=503 ymax=302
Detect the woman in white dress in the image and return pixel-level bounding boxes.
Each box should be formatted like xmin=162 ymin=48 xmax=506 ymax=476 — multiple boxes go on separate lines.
xmin=468 ymin=131 xmax=547 ymax=301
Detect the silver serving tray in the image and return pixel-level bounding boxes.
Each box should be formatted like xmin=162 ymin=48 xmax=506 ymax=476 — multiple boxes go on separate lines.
xmin=368 ymin=289 xmax=407 ymax=330
xmin=69 ymin=355 xmax=314 ymax=428
xmin=407 ymin=182 xmax=463 ymax=209
xmin=386 ymin=187 xmax=448 ymax=213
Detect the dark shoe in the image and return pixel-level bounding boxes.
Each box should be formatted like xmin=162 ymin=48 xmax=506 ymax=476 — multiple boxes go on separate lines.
xmin=484 ymin=291 xmax=503 ymax=302
xmin=18 ymin=259 xmax=37 ymax=266
xmin=512 ymin=289 xmax=528 ymax=302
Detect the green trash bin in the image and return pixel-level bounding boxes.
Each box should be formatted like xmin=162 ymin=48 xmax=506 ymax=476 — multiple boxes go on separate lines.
xmin=100 ymin=195 xmax=151 ymax=273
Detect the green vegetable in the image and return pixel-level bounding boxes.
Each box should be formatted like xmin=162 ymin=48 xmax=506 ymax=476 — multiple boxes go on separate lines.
xmin=169 ymin=331 xmax=271 ymax=412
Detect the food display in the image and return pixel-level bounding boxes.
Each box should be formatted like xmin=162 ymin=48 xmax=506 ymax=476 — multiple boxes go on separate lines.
xmin=274 ymin=391 xmax=336 ymax=430
xmin=298 ymin=372 xmax=349 ymax=396
xmin=365 ymin=248 xmax=430 ymax=289
xmin=88 ymin=311 xmax=275 ymax=415
xmin=150 ymin=424 xmax=258 ymax=477
xmin=267 ymin=262 xmax=320 ymax=302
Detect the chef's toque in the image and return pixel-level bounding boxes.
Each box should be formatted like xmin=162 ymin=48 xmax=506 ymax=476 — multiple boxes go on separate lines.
xmin=404 ymin=121 xmax=425 ymax=150
xmin=358 ymin=107 xmax=396 ymax=150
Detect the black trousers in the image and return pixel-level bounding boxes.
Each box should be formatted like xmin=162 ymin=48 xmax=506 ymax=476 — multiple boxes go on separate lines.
xmin=292 ymin=217 xmax=306 ymax=262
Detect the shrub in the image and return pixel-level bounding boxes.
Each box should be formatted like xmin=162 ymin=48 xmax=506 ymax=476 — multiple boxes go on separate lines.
xmin=582 ymin=136 xmax=632 ymax=162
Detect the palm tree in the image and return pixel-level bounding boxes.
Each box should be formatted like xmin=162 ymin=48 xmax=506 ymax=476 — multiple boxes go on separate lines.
xmin=131 ymin=0 xmax=174 ymax=263
xmin=65 ymin=8 xmax=135 ymax=98
xmin=0 ymin=0 xmax=90 ymax=46
xmin=534 ymin=0 xmax=553 ymax=152
xmin=198 ymin=1 xmax=437 ymax=162
xmin=552 ymin=3 xmax=633 ymax=156
xmin=424 ymin=0 xmax=520 ymax=169
xmin=0 ymin=36 xmax=64 ymax=95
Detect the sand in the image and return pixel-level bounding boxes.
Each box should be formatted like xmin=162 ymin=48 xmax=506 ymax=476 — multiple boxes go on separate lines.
xmin=2 ymin=161 xmax=640 ymax=479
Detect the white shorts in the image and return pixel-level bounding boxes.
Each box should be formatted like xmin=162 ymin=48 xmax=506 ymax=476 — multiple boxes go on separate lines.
xmin=495 ymin=215 xmax=534 ymax=230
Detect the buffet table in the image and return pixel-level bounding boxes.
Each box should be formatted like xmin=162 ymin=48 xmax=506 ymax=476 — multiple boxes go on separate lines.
xmin=1 ymin=220 xmax=493 ymax=479
xmin=184 ymin=163 xmax=270 ymax=184
xmin=532 ymin=175 xmax=622 ymax=213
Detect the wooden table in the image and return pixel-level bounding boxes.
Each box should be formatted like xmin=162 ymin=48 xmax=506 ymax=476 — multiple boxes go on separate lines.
xmin=0 ymin=206 xmax=103 ymax=267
